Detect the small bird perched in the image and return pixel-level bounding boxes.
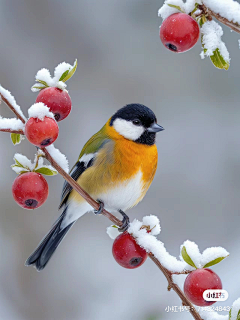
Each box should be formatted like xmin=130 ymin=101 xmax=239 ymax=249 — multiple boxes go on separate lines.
xmin=26 ymin=103 xmax=164 ymax=271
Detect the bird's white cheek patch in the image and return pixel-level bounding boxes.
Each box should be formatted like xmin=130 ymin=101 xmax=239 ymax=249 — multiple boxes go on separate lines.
xmin=113 ymin=119 xmax=144 ymax=141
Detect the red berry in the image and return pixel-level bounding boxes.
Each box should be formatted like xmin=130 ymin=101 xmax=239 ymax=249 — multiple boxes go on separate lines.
xmin=184 ymin=268 xmax=222 ymax=306
xmin=160 ymin=13 xmax=200 ymax=53
xmin=36 ymin=87 xmax=72 ymax=121
xmin=25 ymin=117 xmax=59 ymax=147
xmin=12 ymin=172 xmax=49 ymax=209
xmin=112 ymin=232 xmax=147 ymax=269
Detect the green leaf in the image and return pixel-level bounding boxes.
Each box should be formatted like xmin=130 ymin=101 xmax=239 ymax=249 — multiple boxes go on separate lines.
xmin=61 ymin=59 xmax=78 ymax=82
xmin=59 ymin=69 xmax=70 ymax=82
xmin=36 ymin=79 xmax=49 ymax=87
xmin=18 ymin=170 xmax=30 ymax=175
xmin=181 ymin=246 xmax=197 ymax=269
xmin=112 ymin=225 xmax=118 ymax=229
xmin=167 ymin=4 xmax=185 ymax=13
xmin=31 ymin=85 xmax=46 ymax=91
xmin=35 ymin=167 xmax=58 ymax=176
xmin=203 ymin=256 xmax=229 ymax=268
xmin=209 ymin=48 xmax=229 ymax=70
xmin=229 ymin=308 xmax=240 ymax=320
xmin=13 ymin=158 xmax=25 ymax=168
xmin=11 ymin=133 xmax=21 ymax=145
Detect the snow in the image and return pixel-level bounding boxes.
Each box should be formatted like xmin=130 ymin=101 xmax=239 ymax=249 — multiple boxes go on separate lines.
xmin=180 ymin=240 xmax=202 ymax=268
xmin=238 ymin=39 xmax=240 ymax=49
xmin=0 ymin=85 xmax=27 ymax=122
xmin=31 ymin=61 xmax=75 ymax=92
xmin=106 ymin=226 xmax=120 ymax=240
xmin=12 ymin=153 xmax=34 ymax=172
xmin=201 ymin=247 xmax=229 ymax=266
xmin=142 ymin=215 xmax=161 ymax=235
xmin=0 ymin=117 xmax=24 ymax=131
xmin=199 ymin=310 xmax=228 ymax=320
xmin=231 ymin=298 xmax=240 ymax=320
xmin=127 ymin=217 xmax=193 ymax=273
xmin=45 ymin=144 xmax=69 ymax=173
xmin=35 ymin=68 xmax=53 ymax=86
xmin=54 ymin=62 xmax=72 ymax=81
xmin=28 ymin=102 xmax=55 ymax=121
xmin=158 ymin=0 xmax=202 ymax=20
xmin=200 ymin=21 xmax=230 ymax=63
xmin=203 ymin=0 xmax=240 ymax=25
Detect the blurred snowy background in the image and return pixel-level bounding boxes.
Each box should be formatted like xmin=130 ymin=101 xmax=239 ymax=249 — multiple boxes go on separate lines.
xmin=0 ymin=0 xmax=239 ymax=319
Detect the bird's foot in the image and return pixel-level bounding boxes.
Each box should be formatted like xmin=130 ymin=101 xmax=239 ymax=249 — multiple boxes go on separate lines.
xmin=94 ymin=200 xmax=104 ymax=215
xmin=118 ymin=209 xmax=130 ymax=232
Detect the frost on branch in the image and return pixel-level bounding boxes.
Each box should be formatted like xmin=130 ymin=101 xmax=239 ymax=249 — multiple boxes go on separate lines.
xmin=203 ymin=0 xmax=240 ymax=25
xmin=28 ymin=103 xmax=55 ymax=121
xmin=200 ymin=20 xmax=230 ymax=70
xmin=199 ymin=309 xmax=229 ymax=320
xmin=0 ymin=117 xmax=24 ymax=131
xmin=31 ymin=59 xmax=77 ymax=92
xmin=158 ymin=0 xmax=202 ymax=20
xmin=45 ymin=144 xmax=69 ymax=173
xmin=0 ymin=85 xmax=27 ymax=121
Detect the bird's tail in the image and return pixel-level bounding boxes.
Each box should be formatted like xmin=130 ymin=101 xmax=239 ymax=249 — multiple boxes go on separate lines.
xmin=25 ymin=209 xmax=74 ymax=271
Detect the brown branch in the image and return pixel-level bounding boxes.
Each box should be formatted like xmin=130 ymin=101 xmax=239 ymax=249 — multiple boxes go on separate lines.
xmin=199 ymin=4 xmax=240 ymax=34
xmin=0 ymin=128 xmax=24 ymax=135
xmin=0 ymin=93 xmax=26 ymax=124
xmin=1 ymin=91 xmax=202 ymax=320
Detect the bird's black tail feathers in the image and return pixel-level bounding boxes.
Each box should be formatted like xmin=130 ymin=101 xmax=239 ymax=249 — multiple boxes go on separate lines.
xmin=25 ymin=209 xmax=74 ymax=271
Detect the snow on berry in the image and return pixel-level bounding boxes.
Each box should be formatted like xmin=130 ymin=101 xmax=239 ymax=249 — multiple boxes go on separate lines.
xmin=45 ymin=144 xmax=69 ymax=173
xmin=200 ymin=20 xmax=230 ymax=63
xmin=0 ymin=85 xmax=27 ymax=122
xmin=158 ymin=0 xmax=202 ymax=21
xmin=28 ymin=102 xmax=55 ymax=121
xmin=0 ymin=116 xmax=24 ymax=131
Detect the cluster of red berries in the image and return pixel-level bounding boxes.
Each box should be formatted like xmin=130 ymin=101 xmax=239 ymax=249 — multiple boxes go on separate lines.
xmin=112 ymin=231 xmax=223 ymax=307
xmin=12 ymin=86 xmax=72 ymax=209
xmin=25 ymin=87 xmax=72 ymax=148
xmin=160 ymin=13 xmax=200 ymax=53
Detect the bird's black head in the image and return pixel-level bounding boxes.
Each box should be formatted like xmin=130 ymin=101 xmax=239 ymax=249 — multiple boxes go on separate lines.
xmin=110 ymin=104 xmax=164 ymax=145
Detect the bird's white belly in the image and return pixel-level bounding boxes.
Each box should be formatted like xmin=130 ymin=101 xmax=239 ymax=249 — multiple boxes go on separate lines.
xmin=61 ymin=170 xmax=144 ymax=229
xmin=98 ymin=170 xmax=143 ymax=212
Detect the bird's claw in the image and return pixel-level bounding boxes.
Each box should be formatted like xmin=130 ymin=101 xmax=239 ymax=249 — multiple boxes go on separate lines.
xmin=94 ymin=200 xmax=104 ymax=215
xmin=118 ymin=209 xmax=130 ymax=232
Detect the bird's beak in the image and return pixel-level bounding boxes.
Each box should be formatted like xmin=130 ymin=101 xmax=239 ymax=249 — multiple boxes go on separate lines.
xmin=148 ymin=123 xmax=164 ymax=133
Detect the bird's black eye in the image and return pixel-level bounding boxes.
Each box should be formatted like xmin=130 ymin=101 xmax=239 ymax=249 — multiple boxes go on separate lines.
xmin=132 ymin=119 xmax=141 ymax=126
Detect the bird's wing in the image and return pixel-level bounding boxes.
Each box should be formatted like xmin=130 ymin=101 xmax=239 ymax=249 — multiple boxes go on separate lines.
xmin=59 ymin=125 xmax=109 ymax=209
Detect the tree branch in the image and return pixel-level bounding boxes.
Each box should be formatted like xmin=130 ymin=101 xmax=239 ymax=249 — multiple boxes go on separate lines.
xmin=1 ymin=92 xmax=203 ymax=320
xmin=0 ymin=93 xmax=26 ymax=124
xmin=0 ymin=128 xmax=24 ymax=135
xmin=200 ymin=4 xmax=240 ymax=34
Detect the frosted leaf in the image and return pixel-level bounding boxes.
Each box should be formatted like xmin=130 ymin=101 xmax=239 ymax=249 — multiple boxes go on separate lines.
xmin=180 ymin=240 xmax=202 ymax=268
xmin=201 ymin=21 xmax=230 ymax=63
xmin=201 ymin=247 xmax=229 ymax=267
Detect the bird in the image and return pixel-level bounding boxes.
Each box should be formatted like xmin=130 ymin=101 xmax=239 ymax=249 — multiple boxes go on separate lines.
xmin=25 ymin=103 xmax=164 ymax=271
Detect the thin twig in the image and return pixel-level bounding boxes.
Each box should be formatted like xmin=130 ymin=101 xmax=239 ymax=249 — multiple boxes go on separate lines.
xmin=0 ymin=93 xmax=26 ymax=124
xmin=0 ymin=128 xmax=24 ymax=135
xmin=1 ymin=93 xmax=203 ymax=320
